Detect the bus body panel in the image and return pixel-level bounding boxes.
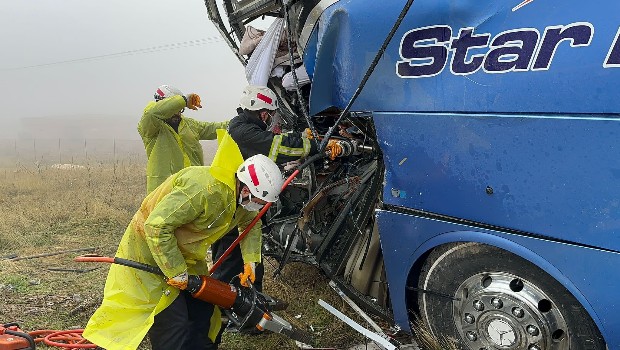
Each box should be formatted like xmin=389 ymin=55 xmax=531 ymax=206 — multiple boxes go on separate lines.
xmin=304 ymin=0 xmax=620 ymax=115
xmin=374 ymin=111 xmax=620 ymax=252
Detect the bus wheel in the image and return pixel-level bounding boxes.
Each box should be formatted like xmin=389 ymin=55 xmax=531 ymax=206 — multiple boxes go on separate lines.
xmin=417 ymin=242 xmax=606 ymax=350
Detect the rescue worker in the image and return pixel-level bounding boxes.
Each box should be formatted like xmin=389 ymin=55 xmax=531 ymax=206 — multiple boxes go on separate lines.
xmin=139 ymin=84 xmax=229 ymax=193
xmin=83 ymin=131 xmax=284 ymax=350
xmin=210 ymin=85 xmax=321 ymax=296
xmin=230 ymin=85 xmax=318 ymax=162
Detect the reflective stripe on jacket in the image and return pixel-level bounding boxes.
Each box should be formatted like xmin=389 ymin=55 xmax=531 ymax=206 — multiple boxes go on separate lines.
xmin=138 ymin=95 xmax=229 ymax=193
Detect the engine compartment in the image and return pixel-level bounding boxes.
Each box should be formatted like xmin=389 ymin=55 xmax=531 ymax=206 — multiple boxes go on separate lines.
xmin=204 ymin=0 xmax=391 ymax=320
xmin=263 ymin=114 xmax=389 ymax=318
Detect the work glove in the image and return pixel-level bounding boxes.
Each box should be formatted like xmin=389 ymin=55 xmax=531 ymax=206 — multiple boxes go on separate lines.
xmin=166 ymin=272 xmax=203 ymax=293
xmin=239 ymin=262 xmax=256 ymax=287
xmin=283 ymin=160 xmax=301 ymax=171
xmin=325 ymin=139 xmax=344 ymax=160
xmin=167 ymin=271 xmax=189 ymax=290
xmin=304 ymin=128 xmax=314 ymax=139
xmin=184 ymin=93 xmax=202 ymax=110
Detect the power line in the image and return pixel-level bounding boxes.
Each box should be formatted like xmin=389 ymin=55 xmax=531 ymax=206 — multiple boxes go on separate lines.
xmin=1 ymin=36 xmax=225 ymax=71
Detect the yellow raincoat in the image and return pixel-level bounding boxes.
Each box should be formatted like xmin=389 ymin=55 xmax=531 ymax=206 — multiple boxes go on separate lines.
xmin=84 ymin=131 xmax=261 ymax=350
xmin=138 ymin=95 xmax=229 ymax=193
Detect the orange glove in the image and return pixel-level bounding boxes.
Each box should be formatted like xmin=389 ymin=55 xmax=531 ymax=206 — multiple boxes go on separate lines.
xmin=325 ymin=139 xmax=344 ymax=160
xmin=305 ymin=128 xmax=324 ymax=140
xmin=184 ymin=93 xmax=202 ymax=110
xmin=239 ymin=262 xmax=256 ymax=287
xmin=167 ymin=271 xmax=189 ymax=290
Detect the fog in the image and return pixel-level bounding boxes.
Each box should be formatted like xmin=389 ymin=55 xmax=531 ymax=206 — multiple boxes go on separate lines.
xmin=0 ymin=0 xmax=251 ymax=141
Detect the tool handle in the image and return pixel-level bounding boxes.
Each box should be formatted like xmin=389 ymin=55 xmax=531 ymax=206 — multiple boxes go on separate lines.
xmin=209 ymin=202 xmax=272 ymax=274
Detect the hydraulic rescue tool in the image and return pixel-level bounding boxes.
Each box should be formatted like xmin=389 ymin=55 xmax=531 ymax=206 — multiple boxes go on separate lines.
xmin=74 ymin=255 xmax=312 ymax=344
xmin=327 ymin=138 xmax=374 ymax=159
xmin=0 ymin=324 xmax=35 ymax=350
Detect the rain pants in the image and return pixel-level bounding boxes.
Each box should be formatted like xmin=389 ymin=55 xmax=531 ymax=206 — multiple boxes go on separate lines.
xmin=138 ymin=95 xmax=229 ymax=193
xmin=83 ymin=130 xmax=261 ymax=350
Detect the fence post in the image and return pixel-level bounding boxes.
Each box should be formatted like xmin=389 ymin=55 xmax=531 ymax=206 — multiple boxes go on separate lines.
xmin=113 ymin=138 xmax=117 ymax=179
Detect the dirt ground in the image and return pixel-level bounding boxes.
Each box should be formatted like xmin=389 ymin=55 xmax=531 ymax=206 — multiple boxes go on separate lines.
xmin=0 ymin=163 xmax=416 ymax=349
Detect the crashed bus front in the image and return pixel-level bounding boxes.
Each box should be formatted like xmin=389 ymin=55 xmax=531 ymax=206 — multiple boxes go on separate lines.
xmin=206 ymin=1 xmax=620 ymax=349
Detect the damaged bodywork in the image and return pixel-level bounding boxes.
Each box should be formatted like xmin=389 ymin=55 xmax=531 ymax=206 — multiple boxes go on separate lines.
xmin=206 ymin=1 xmax=620 ymax=349
xmin=205 ymin=0 xmax=390 ymax=322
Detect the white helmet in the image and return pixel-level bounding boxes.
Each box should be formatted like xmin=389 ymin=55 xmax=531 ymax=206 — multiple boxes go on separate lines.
xmin=237 ymin=154 xmax=284 ymax=202
xmin=154 ymin=85 xmax=184 ymax=101
xmin=239 ymin=85 xmax=278 ymax=111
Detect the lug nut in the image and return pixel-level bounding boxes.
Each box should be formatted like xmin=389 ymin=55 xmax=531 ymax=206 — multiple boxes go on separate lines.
xmin=512 ymin=307 xmax=525 ymax=318
xmin=464 ymin=313 xmax=475 ymax=324
xmin=491 ymin=298 xmax=503 ymax=309
xmin=473 ymin=300 xmax=485 ymax=311
xmin=466 ymin=331 xmax=478 ymax=341
xmin=527 ymin=325 xmax=540 ymax=336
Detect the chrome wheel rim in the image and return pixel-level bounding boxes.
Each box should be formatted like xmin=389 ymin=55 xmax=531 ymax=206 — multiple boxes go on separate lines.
xmin=453 ymin=272 xmax=569 ymax=350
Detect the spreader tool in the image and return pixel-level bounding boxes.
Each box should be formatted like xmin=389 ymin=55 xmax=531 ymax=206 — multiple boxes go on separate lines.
xmin=75 ymin=255 xmax=312 ymax=344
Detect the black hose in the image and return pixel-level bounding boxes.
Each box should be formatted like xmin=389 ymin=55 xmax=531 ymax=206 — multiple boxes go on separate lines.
xmin=281 ymin=0 xmax=320 ymax=148
xmin=114 ymin=257 xmax=164 ymax=276
xmin=296 ymin=152 xmax=325 ymax=171
xmin=319 ymin=0 xmax=415 ymax=152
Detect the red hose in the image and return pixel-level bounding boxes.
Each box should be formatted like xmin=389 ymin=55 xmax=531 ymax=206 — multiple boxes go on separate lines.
xmin=209 ymin=169 xmax=300 ymax=274
xmin=74 ymin=255 xmax=114 ymax=263
xmin=29 ymin=329 xmax=96 ymax=348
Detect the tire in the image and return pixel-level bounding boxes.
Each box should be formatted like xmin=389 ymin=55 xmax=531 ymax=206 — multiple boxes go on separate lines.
xmin=416 ymin=243 xmax=606 ymax=350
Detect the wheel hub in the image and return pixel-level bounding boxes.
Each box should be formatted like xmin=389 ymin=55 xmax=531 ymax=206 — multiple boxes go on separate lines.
xmin=487 ymin=319 xmax=516 ymax=346
xmin=452 ymin=272 xmax=569 ymax=350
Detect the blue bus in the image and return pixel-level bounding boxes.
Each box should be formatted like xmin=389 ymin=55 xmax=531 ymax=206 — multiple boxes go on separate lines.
xmin=207 ymin=1 xmax=619 ymax=348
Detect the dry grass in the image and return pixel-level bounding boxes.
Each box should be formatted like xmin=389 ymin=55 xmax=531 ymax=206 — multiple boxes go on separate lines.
xmin=0 ymin=163 xmax=396 ymax=349
xmin=410 ymin=317 xmax=459 ymax=350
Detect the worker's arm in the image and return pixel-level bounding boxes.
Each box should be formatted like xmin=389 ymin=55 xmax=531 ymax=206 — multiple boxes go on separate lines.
xmin=230 ymin=122 xmax=317 ymax=163
xmin=143 ymin=179 xmax=205 ymax=278
xmin=271 ymin=131 xmax=318 ymax=163
xmin=235 ymin=208 xmax=262 ymax=264
xmin=138 ymin=95 xmax=186 ymax=139
xmin=197 ymin=120 xmax=230 ymax=140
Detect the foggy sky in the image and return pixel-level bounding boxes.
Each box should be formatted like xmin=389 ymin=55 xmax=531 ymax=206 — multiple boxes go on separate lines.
xmin=0 ymin=0 xmax=254 ymax=140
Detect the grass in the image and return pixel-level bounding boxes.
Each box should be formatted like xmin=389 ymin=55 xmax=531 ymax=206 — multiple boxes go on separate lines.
xmin=410 ymin=317 xmax=459 ymax=350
